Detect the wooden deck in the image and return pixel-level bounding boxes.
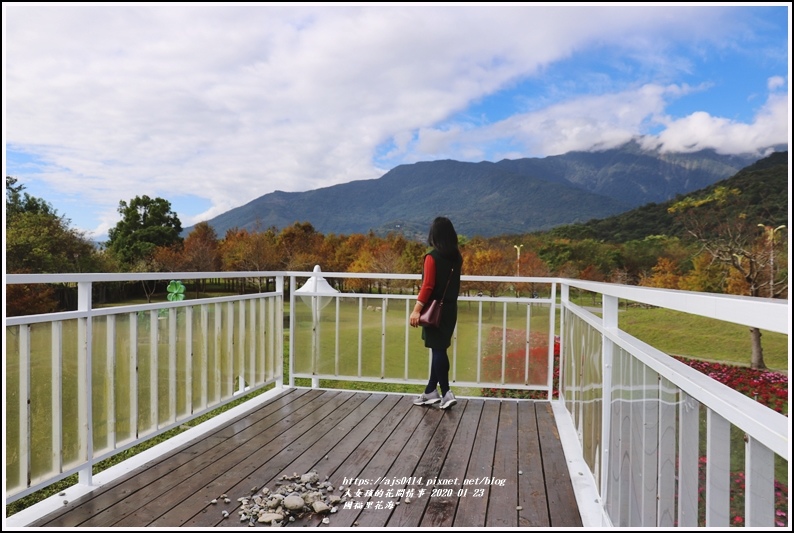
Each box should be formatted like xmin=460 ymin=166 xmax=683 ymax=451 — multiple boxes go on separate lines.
xmin=27 ymin=388 xmax=583 ymax=528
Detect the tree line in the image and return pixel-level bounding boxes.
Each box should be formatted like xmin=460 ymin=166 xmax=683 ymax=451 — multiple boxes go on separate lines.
xmin=5 ymin=176 xmax=787 ymax=368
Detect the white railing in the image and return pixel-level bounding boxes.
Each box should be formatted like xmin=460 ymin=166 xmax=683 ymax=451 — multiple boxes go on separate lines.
xmin=4 ymin=271 xmax=789 ymax=528
xmin=5 ymin=272 xmax=285 ymax=502
xmin=287 ymin=271 xmax=558 ymax=392
xmin=558 ymin=280 xmax=789 ymax=527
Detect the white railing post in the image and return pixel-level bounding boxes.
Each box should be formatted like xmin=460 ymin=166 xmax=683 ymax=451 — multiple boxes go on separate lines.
xmin=745 ymin=438 xmax=775 ymax=527
xmin=288 ymin=275 xmax=296 ymax=388
xmin=51 ymin=321 xmax=63 ymax=479
xmin=275 ymin=275 xmax=284 ymax=389
xmin=600 ymin=294 xmax=618 ymax=517
xmin=77 ymin=281 xmax=93 ymax=487
xmin=548 ymin=282 xmax=558 ymax=400
xmin=558 ymin=283 xmax=569 ymax=406
xmin=19 ymin=323 xmax=30 ymax=495
xmin=705 ymin=410 xmax=731 ymax=526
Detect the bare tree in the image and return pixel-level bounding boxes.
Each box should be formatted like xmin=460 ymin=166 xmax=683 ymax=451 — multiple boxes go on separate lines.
xmin=669 ymin=186 xmax=788 ymax=369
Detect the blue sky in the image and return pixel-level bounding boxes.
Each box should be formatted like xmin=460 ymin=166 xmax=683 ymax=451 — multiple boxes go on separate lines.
xmin=3 ymin=3 xmax=790 ymax=240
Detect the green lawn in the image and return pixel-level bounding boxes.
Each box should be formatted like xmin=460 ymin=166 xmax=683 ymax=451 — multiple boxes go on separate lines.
xmin=612 ymin=306 xmax=787 ymax=372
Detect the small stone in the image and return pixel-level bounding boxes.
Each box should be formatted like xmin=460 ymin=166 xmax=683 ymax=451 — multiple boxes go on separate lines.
xmin=251 ymin=486 xmax=258 ymax=492
xmin=224 ymin=498 xmax=231 ymax=503
xmin=283 ymin=494 xmax=305 ymax=511
xmin=301 ymin=472 xmax=319 ymax=484
xmin=322 ymin=517 xmax=330 ymax=524
xmin=312 ymin=501 xmax=330 ymax=513
xmin=222 ymin=510 xmax=229 ymax=518
xmin=63 ymin=500 xmax=68 ymax=505
xmin=221 ymin=493 xmax=228 ymax=498
xmin=211 ymin=499 xmax=218 ymax=504
xmin=59 ymin=492 xmax=66 ymax=496
xmin=518 ymin=470 xmax=523 ymax=475
xmin=258 ymin=512 xmax=284 ymax=523
xmin=516 ymin=505 xmax=523 ymax=510
xmin=404 ymin=498 xmax=411 ymax=504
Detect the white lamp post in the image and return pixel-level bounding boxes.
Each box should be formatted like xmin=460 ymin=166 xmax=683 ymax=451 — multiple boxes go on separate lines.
xmin=296 ymin=265 xmax=339 ymax=387
xmin=513 ymin=244 xmax=523 ymax=297
xmin=513 ymin=244 xmax=523 ymax=277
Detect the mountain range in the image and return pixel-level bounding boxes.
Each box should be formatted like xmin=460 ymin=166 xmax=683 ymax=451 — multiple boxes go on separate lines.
xmin=548 ymin=150 xmax=789 ymax=243
xmin=189 ymin=140 xmax=784 ymax=239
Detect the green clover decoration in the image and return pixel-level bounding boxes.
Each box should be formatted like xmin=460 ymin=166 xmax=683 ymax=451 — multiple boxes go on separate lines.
xmin=167 ymin=280 xmax=186 ymax=302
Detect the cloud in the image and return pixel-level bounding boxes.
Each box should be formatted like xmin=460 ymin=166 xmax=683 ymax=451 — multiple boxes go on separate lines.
xmin=399 ymin=83 xmax=707 ymax=160
xmin=651 ymin=91 xmax=789 ymax=154
xmin=4 ymin=5 xmax=789 ymax=237
xmin=767 ymin=75 xmax=786 ymax=91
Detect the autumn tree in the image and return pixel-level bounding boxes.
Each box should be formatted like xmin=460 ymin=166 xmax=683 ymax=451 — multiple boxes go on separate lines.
xmin=370 ymin=233 xmax=404 ymax=295
xmin=638 ymin=257 xmax=682 ymax=289
xmin=398 ymin=238 xmax=428 ymax=295
xmin=669 ymin=186 xmax=787 ymax=369
xmin=277 ymin=221 xmax=323 ymax=271
xmin=178 ymin=221 xmax=220 ymax=295
xmin=318 ymin=234 xmax=348 ymax=274
xmin=183 ymin=222 xmax=220 ymax=271
xmin=463 ymin=239 xmax=510 ymax=295
xmin=218 ymin=225 xmax=280 ymax=292
xmin=346 ymin=247 xmax=377 ymax=293
xmin=678 ymin=253 xmax=729 ymax=293
xmin=150 ymin=244 xmax=186 ymax=272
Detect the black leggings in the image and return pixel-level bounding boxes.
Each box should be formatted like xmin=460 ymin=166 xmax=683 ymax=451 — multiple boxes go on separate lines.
xmin=425 ymin=348 xmax=450 ymax=396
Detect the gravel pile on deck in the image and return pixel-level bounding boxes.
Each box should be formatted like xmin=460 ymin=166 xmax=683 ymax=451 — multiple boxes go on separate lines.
xmin=234 ymin=471 xmax=350 ymax=527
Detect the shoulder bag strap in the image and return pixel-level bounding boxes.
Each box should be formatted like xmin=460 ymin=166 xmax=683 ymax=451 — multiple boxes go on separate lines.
xmin=439 ymin=268 xmax=453 ymax=300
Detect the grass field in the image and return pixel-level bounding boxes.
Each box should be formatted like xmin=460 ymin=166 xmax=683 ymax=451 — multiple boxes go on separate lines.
xmin=580 ymin=303 xmax=788 ymax=372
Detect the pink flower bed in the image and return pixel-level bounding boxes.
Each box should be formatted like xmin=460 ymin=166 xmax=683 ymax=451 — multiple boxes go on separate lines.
xmin=671 ymin=355 xmax=788 ymax=415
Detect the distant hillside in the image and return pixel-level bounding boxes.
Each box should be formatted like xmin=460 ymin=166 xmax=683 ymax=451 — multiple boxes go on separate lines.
xmin=187 ymin=141 xmax=776 ymax=239
xmin=495 ymin=140 xmax=764 ymax=207
xmin=547 ymin=151 xmax=789 ymax=243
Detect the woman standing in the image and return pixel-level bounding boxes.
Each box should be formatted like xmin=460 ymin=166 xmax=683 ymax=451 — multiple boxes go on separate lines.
xmin=409 ymin=216 xmax=463 ymax=409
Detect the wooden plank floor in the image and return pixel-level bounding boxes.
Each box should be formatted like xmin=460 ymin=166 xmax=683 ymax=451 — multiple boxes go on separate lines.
xmin=28 ymin=388 xmax=583 ymax=528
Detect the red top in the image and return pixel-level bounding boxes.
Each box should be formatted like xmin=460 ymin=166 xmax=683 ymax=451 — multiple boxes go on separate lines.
xmin=417 ymin=254 xmax=436 ymax=305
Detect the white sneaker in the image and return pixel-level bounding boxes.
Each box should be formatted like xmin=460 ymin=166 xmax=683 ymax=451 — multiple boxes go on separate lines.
xmin=413 ymin=390 xmax=441 ymax=405
xmin=439 ymin=390 xmax=457 ymax=409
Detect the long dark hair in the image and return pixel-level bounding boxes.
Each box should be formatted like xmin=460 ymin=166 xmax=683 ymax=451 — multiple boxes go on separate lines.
xmin=428 ymin=216 xmax=462 ymax=262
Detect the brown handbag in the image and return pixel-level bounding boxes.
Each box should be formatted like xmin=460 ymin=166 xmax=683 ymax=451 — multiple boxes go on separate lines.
xmin=418 ymin=268 xmax=453 ymax=328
